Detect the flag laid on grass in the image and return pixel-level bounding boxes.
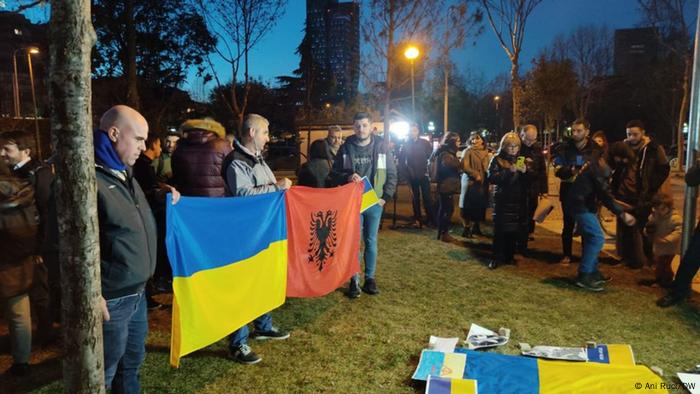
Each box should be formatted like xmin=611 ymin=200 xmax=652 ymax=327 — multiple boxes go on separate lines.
xmin=165 ymin=192 xmax=287 ymax=367
xmin=426 ymin=376 xmax=478 ymax=394
xmin=285 ymin=182 xmax=362 ymax=297
xmin=414 ymin=349 xmax=665 ymax=393
xmin=454 ymin=349 xmax=666 ymax=393
xmin=361 ymin=176 xmax=380 ymax=212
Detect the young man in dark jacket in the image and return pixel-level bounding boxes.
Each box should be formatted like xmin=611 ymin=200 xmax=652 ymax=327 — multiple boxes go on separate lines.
xmin=617 ymin=120 xmax=670 ymax=268
xmin=333 ymin=112 xmax=398 ymax=298
xmin=399 ymin=123 xmax=435 ymax=227
xmin=0 ymin=175 xmax=38 ymax=376
xmin=558 ymin=119 xmax=636 ymax=291
xmin=1 ymin=130 xmax=55 ymax=348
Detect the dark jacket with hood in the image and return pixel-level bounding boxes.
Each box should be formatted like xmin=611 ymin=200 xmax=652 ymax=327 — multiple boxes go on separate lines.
xmin=434 ymin=144 xmax=461 ymax=194
xmin=557 ymin=139 xmax=623 ymax=216
xmin=171 ymin=130 xmax=232 ymax=197
xmin=297 ymin=139 xmax=334 ymax=188
xmin=332 ymin=134 xmax=398 ymax=201
xmin=629 ymin=136 xmax=670 ymax=206
xmin=488 ymin=152 xmax=531 ymax=233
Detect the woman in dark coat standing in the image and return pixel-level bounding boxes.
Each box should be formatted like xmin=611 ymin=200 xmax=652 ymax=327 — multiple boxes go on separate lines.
xmin=487 ymin=132 xmax=531 ymax=269
xmin=460 ymin=132 xmax=491 ymax=238
xmin=297 ymin=139 xmax=334 ymax=188
xmin=435 ymin=132 xmax=462 ymax=242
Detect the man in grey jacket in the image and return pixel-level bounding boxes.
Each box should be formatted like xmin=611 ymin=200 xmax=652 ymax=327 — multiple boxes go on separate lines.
xmin=222 ymin=114 xmax=291 ymax=365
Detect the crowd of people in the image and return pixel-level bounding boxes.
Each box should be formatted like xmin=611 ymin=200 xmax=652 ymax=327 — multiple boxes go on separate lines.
xmin=1 ymin=105 xmax=700 ymax=392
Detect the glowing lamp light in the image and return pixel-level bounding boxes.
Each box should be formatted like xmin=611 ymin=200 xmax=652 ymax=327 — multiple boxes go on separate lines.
xmin=404 ymin=46 xmax=419 ymax=60
xmin=427 ymin=121 xmax=435 ymax=132
xmin=390 ymin=121 xmax=410 ymax=140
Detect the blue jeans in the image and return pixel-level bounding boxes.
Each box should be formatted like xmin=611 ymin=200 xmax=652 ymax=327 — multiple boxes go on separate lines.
xmin=228 ymin=313 xmax=272 ymax=349
xmin=575 ymin=212 xmax=605 ymax=274
xmin=103 ymin=291 xmax=147 ymax=394
xmin=352 ymin=203 xmax=383 ymax=282
xmin=2 ymin=293 xmax=32 ymax=364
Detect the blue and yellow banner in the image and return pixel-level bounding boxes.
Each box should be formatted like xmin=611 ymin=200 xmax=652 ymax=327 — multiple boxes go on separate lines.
xmin=427 ymin=376 xmax=478 ymax=394
xmin=415 ymin=349 xmax=666 ymax=393
xmin=166 ymin=192 xmax=287 ymax=367
xmin=361 ymin=176 xmax=380 ymax=212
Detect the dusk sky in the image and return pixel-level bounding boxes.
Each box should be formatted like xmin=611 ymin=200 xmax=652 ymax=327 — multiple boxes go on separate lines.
xmin=15 ymin=0 xmax=699 ymax=98
xmin=194 ymin=0 xmax=696 ymax=97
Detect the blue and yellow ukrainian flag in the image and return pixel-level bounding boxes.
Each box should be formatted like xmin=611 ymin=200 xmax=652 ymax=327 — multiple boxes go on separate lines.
xmin=165 ymin=192 xmax=287 ymax=367
xmin=361 ymin=176 xmax=380 ymax=212
xmin=427 ymin=376 xmax=478 ymax=394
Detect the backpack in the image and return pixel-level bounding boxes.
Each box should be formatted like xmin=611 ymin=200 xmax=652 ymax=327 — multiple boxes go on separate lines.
xmin=428 ymin=150 xmax=440 ymax=182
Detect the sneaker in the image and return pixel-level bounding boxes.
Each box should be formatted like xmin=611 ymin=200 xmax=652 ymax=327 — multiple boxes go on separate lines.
xmin=592 ymin=270 xmax=612 ymax=285
xmin=362 ymin=278 xmax=379 ymax=295
xmin=559 ymin=256 xmax=571 ymax=267
xmin=347 ymin=279 xmax=361 ymax=299
xmin=657 ymin=292 xmax=688 ymax=308
xmin=251 ymin=327 xmax=290 ymax=340
xmin=229 ymin=344 xmax=262 ymax=365
xmin=487 ymin=260 xmax=498 ymax=270
xmin=9 ymin=363 xmax=29 ymax=376
xmin=575 ymin=273 xmax=605 ymax=292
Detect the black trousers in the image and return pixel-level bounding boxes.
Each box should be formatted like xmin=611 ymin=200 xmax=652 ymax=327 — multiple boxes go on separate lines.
xmin=437 ymin=193 xmax=454 ymax=236
xmin=561 ymin=203 xmax=575 ymax=258
xmin=671 ymin=223 xmax=700 ymax=296
xmin=494 ymin=231 xmax=518 ymax=263
xmin=409 ymin=176 xmax=434 ymax=224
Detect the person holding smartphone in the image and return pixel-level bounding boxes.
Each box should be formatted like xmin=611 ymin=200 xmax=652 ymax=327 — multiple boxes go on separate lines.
xmin=487 ymin=132 xmax=531 ymax=269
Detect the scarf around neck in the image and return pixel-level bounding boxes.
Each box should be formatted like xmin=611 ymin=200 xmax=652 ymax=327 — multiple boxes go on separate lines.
xmin=94 ymin=129 xmax=126 ymax=171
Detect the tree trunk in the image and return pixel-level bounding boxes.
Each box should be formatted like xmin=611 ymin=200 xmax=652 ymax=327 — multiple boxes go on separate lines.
xmin=443 ymin=63 xmax=449 ymax=132
xmin=676 ymin=53 xmax=692 ymax=170
xmin=125 ymin=0 xmax=140 ymax=109
xmin=511 ymin=59 xmax=522 ymax=131
xmin=49 ymin=1 xmax=104 ymax=393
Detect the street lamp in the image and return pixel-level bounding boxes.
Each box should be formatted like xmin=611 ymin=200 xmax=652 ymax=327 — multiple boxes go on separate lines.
xmin=493 ymin=95 xmax=501 ymax=111
xmin=404 ymin=45 xmax=420 ymax=122
xmin=493 ymin=95 xmax=501 ymax=138
xmin=11 ymin=46 xmax=42 ymax=158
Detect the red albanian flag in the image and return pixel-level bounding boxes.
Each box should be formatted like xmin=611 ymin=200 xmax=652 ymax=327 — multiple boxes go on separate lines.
xmin=285 ymin=182 xmax=362 ymax=297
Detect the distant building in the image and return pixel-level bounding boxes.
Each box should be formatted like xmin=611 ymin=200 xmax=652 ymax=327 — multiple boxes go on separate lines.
xmin=0 ymin=11 xmax=48 ymax=118
xmin=306 ymin=0 xmax=359 ymax=102
xmin=614 ymin=27 xmax=661 ymax=76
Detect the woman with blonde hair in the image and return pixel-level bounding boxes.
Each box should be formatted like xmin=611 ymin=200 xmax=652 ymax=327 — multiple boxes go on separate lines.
xmin=487 ymin=132 xmax=531 ymax=269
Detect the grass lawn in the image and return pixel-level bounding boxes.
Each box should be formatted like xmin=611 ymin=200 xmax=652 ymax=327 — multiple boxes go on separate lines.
xmin=4 ymin=222 xmax=700 ymax=393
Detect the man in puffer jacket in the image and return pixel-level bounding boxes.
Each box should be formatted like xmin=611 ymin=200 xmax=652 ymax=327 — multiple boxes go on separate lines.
xmin=171 ymin=117 xmax=232 ymax=197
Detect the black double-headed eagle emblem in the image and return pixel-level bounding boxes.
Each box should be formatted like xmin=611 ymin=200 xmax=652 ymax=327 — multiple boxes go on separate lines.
xmin=307 ymin=210 xmax=338 ymax=271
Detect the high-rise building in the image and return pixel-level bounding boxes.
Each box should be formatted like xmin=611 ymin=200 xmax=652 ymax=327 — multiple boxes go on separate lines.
xmin=305 ymin=0 xmax=359 ymax=102
xmin=614 ymin=28 xmax=661 ymax=76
